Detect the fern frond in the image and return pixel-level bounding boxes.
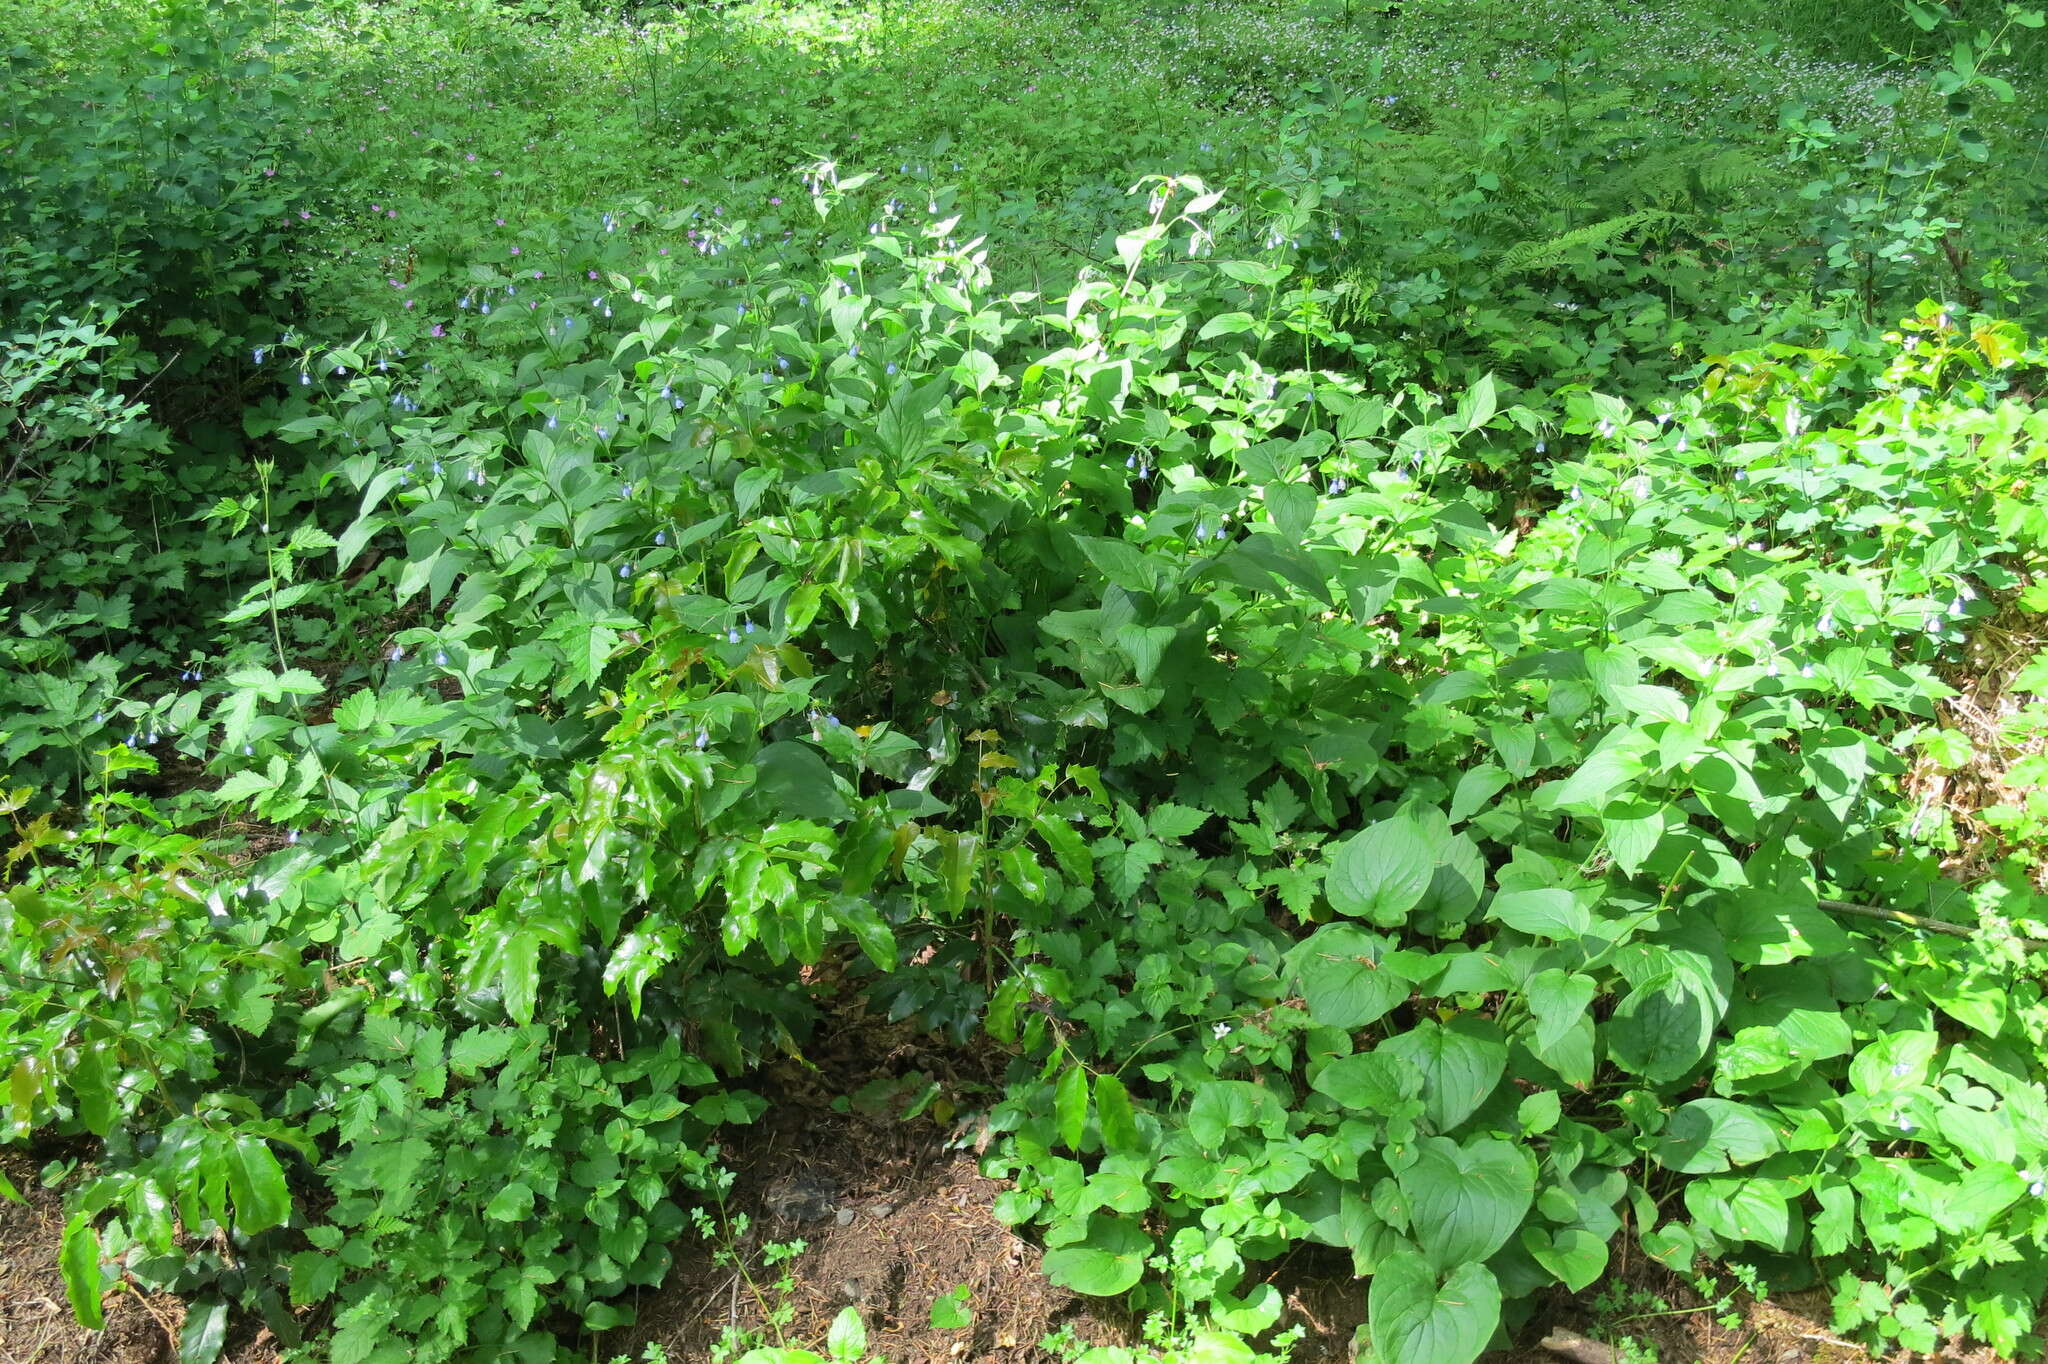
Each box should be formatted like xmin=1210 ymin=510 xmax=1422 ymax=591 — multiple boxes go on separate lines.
xmin=1490 ymin=209 xmax=1676 ymax=279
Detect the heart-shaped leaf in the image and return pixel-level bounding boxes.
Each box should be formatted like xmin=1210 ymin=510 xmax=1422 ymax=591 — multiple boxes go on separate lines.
xmin=1290 ymin=924 xmax=1405 ymax=1028
xmin=1654 ymin=1099 xmax=1782 ymax=1174
xmin=1042 ymin=1215 xmax=1150 ymax=1296
xmin=1368 ymin=1249 xmax=1501 ymax=1364
xmin=1397 ymin=1136 xmax=1537 ymax=1269
xmin=1326 ymin=816 xmax=1436 ymax=925
xmin=1373 ymin=1019 xmax=1506 ymax=1132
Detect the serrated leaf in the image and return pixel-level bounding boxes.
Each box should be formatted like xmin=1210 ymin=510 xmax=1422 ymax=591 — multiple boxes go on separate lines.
xmin=1095 ymin=1074 xmax=1140 ymax=1152
xmin=61 ymin=1214 xmax=104 ymax=1329
xmin=289 ymin=1250 xmax=342 ymax=1306
xmin=449 ymin=1028 xmax=516 ymax=1075
xmin=1055 ymin=1064 xmax=1088 ymax=1152
xmin=1146 ymin=801 xmax=1210 ymax=841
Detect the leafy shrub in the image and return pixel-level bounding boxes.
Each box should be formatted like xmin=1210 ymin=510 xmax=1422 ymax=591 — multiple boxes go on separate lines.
xmin=0 ymin=0 xmax=312 ymax=380
xmin=12 ymin=1 xmax=2048 ymax=1361
xmin=22 ymin=166 xmax=2042 ymax=1361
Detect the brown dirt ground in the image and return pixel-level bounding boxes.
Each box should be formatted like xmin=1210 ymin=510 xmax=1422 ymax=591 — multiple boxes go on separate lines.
xmin=0 ymin=1148 xmax=181 ymax=1364
xmin=0 ymin=1150 xmax=287 ymax=1364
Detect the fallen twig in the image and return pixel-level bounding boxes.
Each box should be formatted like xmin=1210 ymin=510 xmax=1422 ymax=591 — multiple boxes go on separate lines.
xmin=1817 ymin=898 xmax=2048 ymax=951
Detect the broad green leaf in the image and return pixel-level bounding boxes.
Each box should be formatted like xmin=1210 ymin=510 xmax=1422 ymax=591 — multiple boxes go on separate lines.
xmin=1312 ymin=1051 xmax=1423 ymax=1115
xmin=1517 ymin=1090 xmax=1561 ymax=1135
xmin=449 ymin=1028 xmax=516 ymax=1075
xmin=1811 ymin=1184 xmax=1856 ymax=1256
xmin=502 ymin=930 xmax=540 ymax=1026
xmin=1939 ymin=1105 xmax=2016 ymax=1167
xmin=1188 ymin=1080 xmax=1285 ymax=1148
xmin=1549 ymin=741 xmax=1647 ymax=812
xmin=829 ymin=1304 xmax=870 ymax=1354
xmin=1290 ymin=924 xmax=1405 ymax=1029
xmin=1607 ymin=975 xmax=1713 ymax=1083
xmin=1373 ymin=1020 xmax=1505 ymax=1132
xmin=1197 ymin=311 xmax=1259 ymax=339
xmin=954 ymin=348 xmax=999 ymax=394
xmin=1521 ymin=1227 xmax=1607 ymax=1292
xmin=1640 ymin=1221 xmax=1696 ymax=1271
xmin=1116 ymin=624 xmax=1177 ymax=684
xmin=1454 ymin=373 xmax=1498 ymax=432
xmin=1326 ymin=816 xmax=1436 ymax=925
xmin=484 ymin=1181 xmax=536 ymax=1222
xmin=1264 ymin=481 xmax=1317 ymax=542
xmin=1849 ymin=1031 xmax=1940 ymax=1095
xmin=1653 ymin=1099 xmax=1782 ymax=1174
xmin=1684 ymin=1175 xmax=1798 ymax=1250
xmin=1095 ymin=1074 xmax=1140 ymax=1152
xmin=753 ymin=741 xmax=852 ymax=822
xmin=61 ymin=1213 xmax=104 ymax=1329
xmin=1448 ymin=764 xmax=1511 ymax=824
xmin=934 ymin=830 xmax=980 ymax=919
xmin=225 ymin=1134 xmax=292 ymax=1233
xmin=179 ymin=1297 xmax=229 ymax=1364
xmin=1055 ymin=1065 xmax=1089 ymax=1152
xmin=1042 ymin=1215 xmax=1149 ymax=1295
xmin=1397 ymin=1136 xmax=1536 ymax=1269
xmin=1368 ymin=1250 xmax=1500 ymax=1364
xmin=1487 ymin=887 xmax=1589 ymax=939
xmin=1524 ymin=970 xmax=1597 ymax=1055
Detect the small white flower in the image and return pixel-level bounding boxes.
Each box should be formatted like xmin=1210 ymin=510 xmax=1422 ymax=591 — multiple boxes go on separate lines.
xmin=1212 ymin=1022 xmax=1231 ymax=1040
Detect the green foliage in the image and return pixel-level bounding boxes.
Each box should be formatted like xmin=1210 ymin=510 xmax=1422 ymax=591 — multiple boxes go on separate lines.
xmin=11 ymin=1 xmax=2048 ymax=1362
xmin=0 ymin=0 xmax=312 ymax=374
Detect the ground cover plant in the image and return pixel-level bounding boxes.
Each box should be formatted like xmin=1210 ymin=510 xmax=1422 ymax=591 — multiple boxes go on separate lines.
xmin=10 ymin=0 xmax=2048 ymax=1361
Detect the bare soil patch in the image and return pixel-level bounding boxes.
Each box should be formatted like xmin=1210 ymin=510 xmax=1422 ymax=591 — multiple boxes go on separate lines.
xmin=0 ymin=1150 xmax=176 ymax=1364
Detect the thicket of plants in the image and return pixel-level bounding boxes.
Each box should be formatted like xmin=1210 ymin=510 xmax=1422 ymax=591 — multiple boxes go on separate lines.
xmin=10 ymin=0 xmax=2048 ymax=1362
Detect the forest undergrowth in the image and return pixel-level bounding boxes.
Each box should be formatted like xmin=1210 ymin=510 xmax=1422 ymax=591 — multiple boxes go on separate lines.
xmin=10 ymin=0 xmax=2048 ymax=1361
